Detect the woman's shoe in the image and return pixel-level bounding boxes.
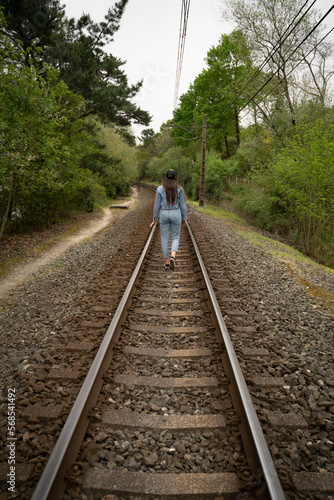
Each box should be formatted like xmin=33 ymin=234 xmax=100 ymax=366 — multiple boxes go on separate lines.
xmin=170 ymin=257 xmax=176 ymax=270
xmin=164 ymin=263 xmax=170 ymax=270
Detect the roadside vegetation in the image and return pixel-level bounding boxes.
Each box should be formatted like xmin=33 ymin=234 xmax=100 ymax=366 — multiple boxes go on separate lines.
xmin=0 ymin=1 xmax=150 ymax=239
xmin=1 ymin=0 xmax=333 ymax=269
xmin=138 ymin=0 xmax=334 ymax=268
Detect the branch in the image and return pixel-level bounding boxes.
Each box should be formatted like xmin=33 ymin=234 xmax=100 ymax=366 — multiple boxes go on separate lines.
xmin=253 ymin=100 xmax=286 ymax=147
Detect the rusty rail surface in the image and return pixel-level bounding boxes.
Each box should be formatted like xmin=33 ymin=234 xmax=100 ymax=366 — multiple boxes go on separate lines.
xmin=187 ymin=222 xmax=285 ymax=500
xmin=31 ymin=225 xmax=157 ymax=500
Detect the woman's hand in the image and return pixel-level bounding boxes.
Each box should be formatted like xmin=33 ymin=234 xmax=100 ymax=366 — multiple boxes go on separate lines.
xmin=150 ymin=221 xmax=156 ymax=228
xmin=182 ymin=220 xmax=187 ymax=228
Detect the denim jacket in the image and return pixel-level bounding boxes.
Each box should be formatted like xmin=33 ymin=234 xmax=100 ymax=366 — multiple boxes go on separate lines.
xmin=153 ymin=185 xmax=187 ymax=223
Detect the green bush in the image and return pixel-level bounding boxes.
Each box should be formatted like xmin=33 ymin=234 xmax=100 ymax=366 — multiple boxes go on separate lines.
xmin=273 ymin=120 xmax=334 ymax=263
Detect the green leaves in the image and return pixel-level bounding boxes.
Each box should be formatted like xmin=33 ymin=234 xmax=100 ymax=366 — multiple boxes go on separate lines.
xmin=43 ymin=2 xmax=150 ymax=128
xmin=272 ymin=120 xmax=334 ymax=260
xmin=0 ymin=6 xmax=147 ymax=237
xmin=0 ymin=54 xmax=88 ymax=234
xmin=2 ymin=0 xmax=150 ymax=130
xmin=172 ymin=30 xmax=255 ymax=154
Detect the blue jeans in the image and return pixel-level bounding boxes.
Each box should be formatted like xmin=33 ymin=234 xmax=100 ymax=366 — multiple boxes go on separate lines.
xmin=159 ymin=209 xmax=181 ymax=258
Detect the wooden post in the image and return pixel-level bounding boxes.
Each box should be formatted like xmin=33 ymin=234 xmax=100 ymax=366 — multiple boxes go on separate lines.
xmin=138 ymin=156 xmax=140 ymax=191
xmin=178 ymin=145 xmax=181 ymax=183
xmin=199 ymin=114 xmax=206 ymax=207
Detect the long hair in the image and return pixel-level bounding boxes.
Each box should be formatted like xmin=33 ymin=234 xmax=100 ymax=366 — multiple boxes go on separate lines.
xmin=163 ymin=177 xmax=180 ymax=206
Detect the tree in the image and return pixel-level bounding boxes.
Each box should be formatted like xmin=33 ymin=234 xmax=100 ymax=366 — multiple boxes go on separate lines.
xmin=273 ymin=120 xmax=334 ymax=262
xmin=1 ymin=0 xmax=151 ymax=134
xmin=299 ymin=39 xmax=334 ymax=105
xmin=172 ymin=87 xmax=202 ymax=144
xmin=46 ymin=3 xmax=151 ymax=132
xmin=139 ymin=128 xmax=156 ymax=147
xmin=172 ymin=30 xmax=255 ymax=155
xmin=221 ymin=0 xmax=328 ymax=125
xmin=0 ymin=61 xmax=87 ymax=237
xmin=138 ymin=126 xmax=177 ymax=181
xmin=0 ymin=0 xmax=64 ymax=65
xmin=96 ymin=124 xmax=139 ymax=197
xmin=202 ymin=30 xmax=254 ymax=150
xmin=0 ymin=15 xmax=98 ymax=237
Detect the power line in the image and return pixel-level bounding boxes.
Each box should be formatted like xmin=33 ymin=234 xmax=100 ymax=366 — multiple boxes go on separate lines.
xmin=238 ymin=24 xmax=334 ymax=123
xmin=230 ymin=0 xmax=317 ymax=107
xmin=206 ymin=2 xmax=334 ymax=144
xmin=170 ymin=0 xmax=319 ymax=143
xmin=169 ymin=2 xmax=333 ymax=144
xmin=209 ymin=0 xmax=317 ymax=129
xmin=173 ymin=0 xmax=191 ymax=111
xmin=237 ymin=4 xmax=334 ymax=118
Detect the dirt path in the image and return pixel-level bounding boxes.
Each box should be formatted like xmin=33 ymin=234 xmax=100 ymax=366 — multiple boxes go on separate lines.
xmin=0 ymin=189 xmax=138 ymax=299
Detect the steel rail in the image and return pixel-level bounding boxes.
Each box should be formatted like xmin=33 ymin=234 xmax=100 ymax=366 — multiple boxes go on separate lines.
xmin=31 ymin=196 xmax=285 ymax=499
xmin=186 ymin=221 xmax=286 ymax=500
xmin=31 ymin=225 xmax=157 ymax=500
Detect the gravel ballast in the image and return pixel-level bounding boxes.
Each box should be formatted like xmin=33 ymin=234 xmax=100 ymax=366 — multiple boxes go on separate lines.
xmin=0 ymin=191 xmax=152 ymax=389
xmin=0 ymin=189 xmax=333 ymax=499
xmin=188 ymin=207 xmax=334 ymax=496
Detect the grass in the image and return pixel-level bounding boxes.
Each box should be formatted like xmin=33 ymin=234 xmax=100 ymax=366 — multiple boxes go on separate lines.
xmin=188 ymin=200 xmax=246 ymax=225
xmin=0 ymin=188 xmax=137 ymax=279
xmin=190 ymin=199 xmax=334 ymax=315
xmin=33 ymin=220 xmax=95 ymax=253
xmin=0 ymin=202 xmax=115 ymax=278
xmin=0 ymin=258 xmax=21 ymax=278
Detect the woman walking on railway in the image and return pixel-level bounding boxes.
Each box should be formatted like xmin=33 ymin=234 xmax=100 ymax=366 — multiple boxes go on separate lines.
xmin=150 ymin=169 xmax=187 ymax=270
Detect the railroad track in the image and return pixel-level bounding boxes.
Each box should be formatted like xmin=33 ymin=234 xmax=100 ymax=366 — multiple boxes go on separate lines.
xmin=31 ymin=219 xmax=286 ymax=500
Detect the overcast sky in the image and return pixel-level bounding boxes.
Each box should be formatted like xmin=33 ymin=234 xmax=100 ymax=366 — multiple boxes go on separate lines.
xmin=63 ymin=0 xmax=334 ymax=140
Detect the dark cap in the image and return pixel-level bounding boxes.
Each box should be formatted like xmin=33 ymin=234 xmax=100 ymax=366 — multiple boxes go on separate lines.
xmin=166 ymin=169 xmax=176 ymax=179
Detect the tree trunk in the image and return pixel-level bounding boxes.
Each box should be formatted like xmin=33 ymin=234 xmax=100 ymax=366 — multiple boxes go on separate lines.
xmin=224 ymin=131 xmax=230 ymax=157
xmin=234 ymin=105 xmax=240 ymax=147
xmin=254 ymin=101 xmax=286 ymax=146
xmin=0 ymin=173 xmax=14 ymax=240
xmin=304 ymin=56 xmax=326 ymax=105
xmin=280 ymin=67 xmax=296 ymax=126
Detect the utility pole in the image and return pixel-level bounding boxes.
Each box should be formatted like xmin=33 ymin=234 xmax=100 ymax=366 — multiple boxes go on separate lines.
xmin=177 ymin=145 xmax=181 ymax=183
xmin=199 ymin=114 xmax=206 ymax=207
xmin=138 ymin=156 xmax=140 ymax=191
